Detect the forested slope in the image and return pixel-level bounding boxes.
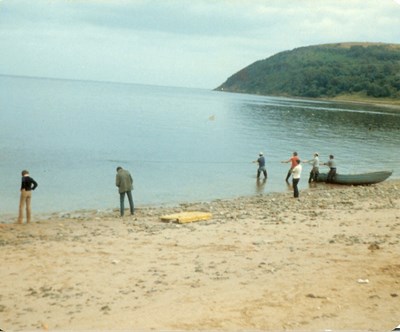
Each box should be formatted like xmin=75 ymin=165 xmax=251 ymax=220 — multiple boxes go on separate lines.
xmin=215 ymin=43 xmax=400 ymax=100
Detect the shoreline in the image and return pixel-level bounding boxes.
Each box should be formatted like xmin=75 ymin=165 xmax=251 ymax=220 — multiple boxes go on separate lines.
xmin=1 ymin=179 xmax=399 ymax=330
xmin=0 ymin=178 xmax=400 ymax=227
xmin=2 ymin=178 xmax=398 ymax=225
xmin=322 ymin=95 xmax=400 ymax=110
xmin=217 ymin=89 xmax=400 ymax=110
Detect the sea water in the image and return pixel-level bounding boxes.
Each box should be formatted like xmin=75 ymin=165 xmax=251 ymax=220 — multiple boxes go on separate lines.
xmin=1 ymin=75 xmax=399 ymax=216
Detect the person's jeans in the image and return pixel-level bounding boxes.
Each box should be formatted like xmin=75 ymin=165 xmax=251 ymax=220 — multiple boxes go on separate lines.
xmin=120 ymin=191 xmax=134 ymax=216
xmin=257 ymin=166 xmax=267 ymax=179
xmin=327 ymin=168 xmax=337 ymax=183
xmin=18 ymin=189 xmax=32 ymax=223
xmin=286 ymin=168 xmax=293 ymax=181
xmin=308 ymin=168 xmax=319 ymax=183
xmin=292 ymin=178 xmax=300 ymax=198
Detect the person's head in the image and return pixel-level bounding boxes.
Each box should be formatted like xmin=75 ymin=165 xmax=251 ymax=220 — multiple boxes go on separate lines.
xmin=21 ymin=170 xmax=29 ymax=176
xmin=329 ymin=155 xmax=334 ymax=159
xmin=293 ymin=151 xmax=298 ymax=156
xmin=116 ymin=166 xmax=122 ymax=172
xmin=296 ymin=159 xmax=301 ymax=164
xmin=314 ymin=152 xmax=319 ymax=157
xmin=259 ymin=152 xmax=263 ymax=156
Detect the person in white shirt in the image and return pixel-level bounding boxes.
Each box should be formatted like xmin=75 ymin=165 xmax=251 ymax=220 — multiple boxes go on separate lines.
xmin=304 ymin=152 xmax=319 ymax=183
xmin=292 ymin=159 xmax=302 ymax=198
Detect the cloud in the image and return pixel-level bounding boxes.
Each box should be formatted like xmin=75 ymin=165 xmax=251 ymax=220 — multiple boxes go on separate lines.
xmin=0 ymin=0 xmax=399 ymax=88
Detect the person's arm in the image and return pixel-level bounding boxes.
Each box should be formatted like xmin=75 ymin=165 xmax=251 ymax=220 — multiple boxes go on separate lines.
xmin=31 ymin=178 xmax=38 ymax=190
xmin=116 ymin=174 xmax=120 ymax=187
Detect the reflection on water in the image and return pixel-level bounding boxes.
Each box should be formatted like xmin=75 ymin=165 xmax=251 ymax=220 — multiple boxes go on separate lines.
xmin=255 ymin=178 xmax=267 ymax=194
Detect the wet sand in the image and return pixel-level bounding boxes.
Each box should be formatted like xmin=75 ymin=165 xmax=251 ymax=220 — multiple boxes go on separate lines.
xmin=1 ymin=180 xmax=399 ymax=331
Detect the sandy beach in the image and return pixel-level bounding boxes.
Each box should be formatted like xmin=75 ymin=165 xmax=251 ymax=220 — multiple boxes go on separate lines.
xmin=1 ymin=180 xmax=399 ymax=331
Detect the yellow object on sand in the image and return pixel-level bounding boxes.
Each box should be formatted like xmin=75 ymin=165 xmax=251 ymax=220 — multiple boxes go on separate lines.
xmin=160 ymin=211 xmax=212 ymax=224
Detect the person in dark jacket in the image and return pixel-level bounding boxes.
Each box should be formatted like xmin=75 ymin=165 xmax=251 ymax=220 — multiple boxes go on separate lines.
xmin=253 ymin=152 xmax=267 ymax=179
xmin=17 ymin=170 xmax=38 ymax=224
xmin=116 ymin=166 xmax=134 ymax=217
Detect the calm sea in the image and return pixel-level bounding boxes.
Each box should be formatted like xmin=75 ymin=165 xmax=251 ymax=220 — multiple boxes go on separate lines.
xmin=1 ymin=75 xmax=399 ymax=217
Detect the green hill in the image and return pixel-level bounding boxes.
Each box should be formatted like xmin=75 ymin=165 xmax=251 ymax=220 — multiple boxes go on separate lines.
xmin=215 ymin=42 xmax=400 ymax=101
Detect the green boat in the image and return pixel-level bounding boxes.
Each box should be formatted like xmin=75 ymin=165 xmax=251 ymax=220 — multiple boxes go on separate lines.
xmin=315 ymin=170 xmax=393 ymax=185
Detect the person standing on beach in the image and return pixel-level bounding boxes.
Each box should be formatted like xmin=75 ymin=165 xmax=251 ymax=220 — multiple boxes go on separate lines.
xmin=281 ymin=151 xmax=300 ymax=182
xmin=17 ymin=170 xmax=38 ymax=224
xmin=292 ymin=159 xmax=302 ymax=198
xmin=304 ymin=152 xmax=320 ymax=183
xmin=253 ymin=152 xmax=267 ymax=179
xmin=116 ymin=166 xmax=134 ymax=217
xmin=323 ymin=155 xmax=337 ymax=183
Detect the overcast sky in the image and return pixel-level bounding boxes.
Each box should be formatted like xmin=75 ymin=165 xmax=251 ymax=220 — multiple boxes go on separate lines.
xmin=0 ymin=0 xmax=399 ymax=89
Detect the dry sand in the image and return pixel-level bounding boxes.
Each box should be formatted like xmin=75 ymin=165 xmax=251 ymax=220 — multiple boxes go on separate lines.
xmin=1 ymin=180 xmax=399 ymax=331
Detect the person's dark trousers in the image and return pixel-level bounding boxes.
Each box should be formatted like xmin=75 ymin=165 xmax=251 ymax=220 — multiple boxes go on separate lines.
xmin=292 ymin=178 xmax=300 ymax=198
xmin=120 ymin=191 xmax=134 ymax=216
xmin=286 ymin=168 xmax=292 ymax=182
xmin=327 ymin=168 xmax=336 ymax=183
xmin=257 ymin=170 xmax=268 ymax=179
xmin=308 ymin=169 xmax=319 ymax=183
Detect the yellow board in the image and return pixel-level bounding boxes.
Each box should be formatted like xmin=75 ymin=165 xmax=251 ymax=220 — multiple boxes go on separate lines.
xmin=160 ymin=211 xmax=212 ymax=224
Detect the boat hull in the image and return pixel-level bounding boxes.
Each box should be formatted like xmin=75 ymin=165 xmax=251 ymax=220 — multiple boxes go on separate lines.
xmin=315 ymin=171 xmax=392 ymax=185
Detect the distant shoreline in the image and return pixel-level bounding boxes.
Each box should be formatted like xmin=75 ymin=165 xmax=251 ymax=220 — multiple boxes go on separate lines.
xmin=322 ymin=95 xmax=400 ymax=110
xmin=215 ymin=89 xmax=400 ymax=110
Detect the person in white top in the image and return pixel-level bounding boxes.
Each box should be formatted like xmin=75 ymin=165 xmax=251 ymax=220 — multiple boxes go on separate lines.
xmin=304 ymin=152 xmax=319 ymax=183
xmin=292 ymin=159 xmax=302 ymax=198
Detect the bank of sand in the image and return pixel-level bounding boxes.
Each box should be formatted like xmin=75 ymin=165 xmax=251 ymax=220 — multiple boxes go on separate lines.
xmin=0 ymin=180 xmax=399 ymax=331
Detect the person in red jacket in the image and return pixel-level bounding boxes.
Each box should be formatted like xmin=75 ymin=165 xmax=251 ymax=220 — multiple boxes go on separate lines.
xmin=281 ymin=151 xmax=300 ymax=182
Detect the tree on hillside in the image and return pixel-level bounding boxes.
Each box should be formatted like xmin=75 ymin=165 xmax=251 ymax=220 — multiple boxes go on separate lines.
xmin=216 ymin=43 xmax=400 ymax=99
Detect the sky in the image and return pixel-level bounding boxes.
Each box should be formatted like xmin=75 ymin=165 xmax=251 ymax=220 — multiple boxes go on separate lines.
xmin=0 ymin=0 xmax=400 ymax=89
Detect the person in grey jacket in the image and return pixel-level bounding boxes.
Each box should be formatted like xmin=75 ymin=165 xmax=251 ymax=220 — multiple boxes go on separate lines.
xmin=116 ymin=166 xmax=134 ymax=216
xmin=323 ymin=155 xmax=337 ymax=183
